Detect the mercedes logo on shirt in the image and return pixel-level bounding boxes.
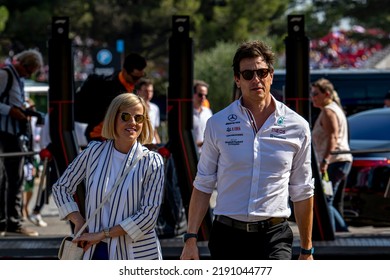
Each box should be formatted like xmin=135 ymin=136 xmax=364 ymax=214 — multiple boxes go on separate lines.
xmin=228 ymin=114 xmax=237 ymax=122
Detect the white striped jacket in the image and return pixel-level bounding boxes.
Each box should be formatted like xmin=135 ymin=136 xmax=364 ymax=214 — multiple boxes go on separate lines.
xmin=53 ymin=140 xmax=165 ymax=260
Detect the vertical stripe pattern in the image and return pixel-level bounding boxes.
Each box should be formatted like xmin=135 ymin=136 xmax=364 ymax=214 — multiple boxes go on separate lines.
xmin=52 ymin=140 xmax=165 ymax=260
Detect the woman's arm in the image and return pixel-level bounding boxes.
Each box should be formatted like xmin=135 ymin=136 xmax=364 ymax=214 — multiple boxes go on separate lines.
xmin=119 ymin=152 xmax=165 ymax=241
xmin=320 ymin=108 xmax=339 ymax=172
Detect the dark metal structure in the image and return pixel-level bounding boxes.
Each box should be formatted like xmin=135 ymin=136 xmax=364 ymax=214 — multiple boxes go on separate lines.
xmin=284 ymin=15 xmax=334 ymax=241
xmin=48 ymin=17 xmax=85 ymax=217
xmin=167 ymin=16 xmax=212 ymax=241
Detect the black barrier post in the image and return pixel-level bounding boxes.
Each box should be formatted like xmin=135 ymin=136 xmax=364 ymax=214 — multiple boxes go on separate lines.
xmin=284 ymin=15 xmax=334 ymax=241
xmin=167 ymin=16 xmax=212 ymax=241
xmin=48 ymin=17 xmax=85 ymax=218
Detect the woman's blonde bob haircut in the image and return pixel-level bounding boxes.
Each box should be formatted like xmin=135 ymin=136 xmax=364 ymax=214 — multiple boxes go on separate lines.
xmin=101 ymin=93 xmax=154 ymax=144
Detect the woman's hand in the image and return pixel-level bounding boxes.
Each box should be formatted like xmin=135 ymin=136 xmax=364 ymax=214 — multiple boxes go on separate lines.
xmin=320 ymin=161 xmax=328 ymax=174
xmin=65 ymin=212 xmax=88 ymax=248
xmin=73 ymin=231 xmax=105 ymax=251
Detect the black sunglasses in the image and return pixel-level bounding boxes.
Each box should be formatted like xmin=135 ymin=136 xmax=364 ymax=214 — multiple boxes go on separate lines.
xmin=197 ymin=93 xmax=207 ymax=98
xmin=310 ymin=91 xmax=320 ymax=97
xmin=120 ymin=112 xmax=145 ymax=124
xmin=239 ymin=68 xmax=271 ymax=81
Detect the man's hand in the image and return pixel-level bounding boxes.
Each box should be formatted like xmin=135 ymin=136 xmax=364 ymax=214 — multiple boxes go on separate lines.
xmin=180 ymin=238 xmax=200 ymax=260
xmin=299 ymin=253 xmax=314 ymax=260
xmin=9 ymin=106 xmax=27 ymax=121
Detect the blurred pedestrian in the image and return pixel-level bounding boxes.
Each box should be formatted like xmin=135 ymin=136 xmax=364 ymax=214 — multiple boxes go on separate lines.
xmin=181 ymin=40 xmax=314 ymax=260
xmin=28 ymin=113 xmax=53 ymax=228
xmin=136 ymin=78 xmax=161 ymax=145
xmin=0 ymin=49 xmax=43 ymax=236
xmin=311 ymin=78 xmax=352 ymax=233
xmin=192 ymin=80 xmax=212 ymax=155
xmin=22 ymin=98 xmax=42 ymax=223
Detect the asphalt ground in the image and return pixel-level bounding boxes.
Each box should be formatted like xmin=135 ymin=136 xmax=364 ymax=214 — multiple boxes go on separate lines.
xmin=1 ymin=186 xmax=390 ymax=259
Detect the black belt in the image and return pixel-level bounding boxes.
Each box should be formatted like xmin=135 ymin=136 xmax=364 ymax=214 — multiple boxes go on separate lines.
xmin=215 ymin=215 xmax=286 ymax=233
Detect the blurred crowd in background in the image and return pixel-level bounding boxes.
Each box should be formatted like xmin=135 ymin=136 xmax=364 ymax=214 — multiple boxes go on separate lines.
xmin=310 ymin=28 xmax=385 ymax=69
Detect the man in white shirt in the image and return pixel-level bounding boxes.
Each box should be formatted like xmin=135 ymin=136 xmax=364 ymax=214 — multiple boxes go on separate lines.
xmin=136 ymin=79 xmax=161 ymax=145
xmin=181 ymin=40 xmax=315 ymax=260
xmin=192 ymin=80 xmax=212 ymax=155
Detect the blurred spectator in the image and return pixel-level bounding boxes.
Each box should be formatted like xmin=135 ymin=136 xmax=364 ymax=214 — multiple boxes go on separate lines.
xmin=309 ymin=29 xmax=383 ymax=69
xmin=0 ymin=49 xmax=43 ymax=237
xmin=311 ymin=78 xmax=352 ymax=233
xmin=22 ymin=98 xmax=42 ymax=223
xmin=192 ymin=80 xmax=213 ymax=155
xmin=136 ymin=79 xmax=161 ymax=145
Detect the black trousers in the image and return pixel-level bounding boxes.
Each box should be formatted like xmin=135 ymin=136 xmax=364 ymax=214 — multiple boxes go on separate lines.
xmin=208 ymin=219 xmax=293 ymax=260
xmin=0 ymin=132 xmax=25 ymax=231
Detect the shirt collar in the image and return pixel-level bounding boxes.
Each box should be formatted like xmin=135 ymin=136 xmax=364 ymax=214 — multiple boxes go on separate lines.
xmin=119 ymin=71 xmax=135 ymax=93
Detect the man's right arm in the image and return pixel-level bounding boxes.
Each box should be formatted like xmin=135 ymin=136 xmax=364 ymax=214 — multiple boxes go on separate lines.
xmin=180 ymin=188 xmax=211 ymax=260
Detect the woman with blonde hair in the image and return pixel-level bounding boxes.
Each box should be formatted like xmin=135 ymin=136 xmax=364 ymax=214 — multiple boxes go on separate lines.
xmin=311 ymin=78 xmax=352 ymax=233
xmin=53 ymin=93 xmax=165 ymax=259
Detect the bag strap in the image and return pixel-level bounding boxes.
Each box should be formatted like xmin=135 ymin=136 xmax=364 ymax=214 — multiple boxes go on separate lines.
xmin=74 ymin=150 xmax=149 ymax=238
xmin=0 ymin=68 xmax=13 ymax=102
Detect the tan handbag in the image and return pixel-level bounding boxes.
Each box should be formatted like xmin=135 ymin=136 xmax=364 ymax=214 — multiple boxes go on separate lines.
xmin=58 ymin=236 xmax=84 ymax=260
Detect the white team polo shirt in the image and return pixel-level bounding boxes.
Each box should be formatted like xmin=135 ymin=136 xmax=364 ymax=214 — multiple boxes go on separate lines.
xmin=194 ymin=96 xmax=314 ymax=222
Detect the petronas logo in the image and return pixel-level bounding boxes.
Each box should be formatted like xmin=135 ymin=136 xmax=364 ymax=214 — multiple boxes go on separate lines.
xmin=277 ymin=116 xmax=285 ymax=125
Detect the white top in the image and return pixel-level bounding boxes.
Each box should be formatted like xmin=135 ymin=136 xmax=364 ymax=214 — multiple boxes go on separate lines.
xmin=194 ymin=97 xmax=314 ymax=222
xmin=192 ymin=106 xmax=213 ymax=153
xmin=148 ymin=102 xmax=160 ymax=144
xmin=312 ymin=101 xmax=353 ymax=164
xmin=102 ymin=148 xmax=126 ymax=229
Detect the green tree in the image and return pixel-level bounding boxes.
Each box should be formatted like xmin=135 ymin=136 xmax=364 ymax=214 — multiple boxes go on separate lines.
xmin=194 ymin=41 xmax=237 ymax=113
xmin=0 ymin=5 xmax=10 ymax=55
xmin=1 ymin=0 xmax=389 ymax=87
xmin=0 ymin=5 xmax=9 ymax=32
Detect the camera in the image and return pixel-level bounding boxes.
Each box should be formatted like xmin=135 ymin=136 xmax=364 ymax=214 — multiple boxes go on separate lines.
xmin=23 ymin=108 xmax=45 ymax=125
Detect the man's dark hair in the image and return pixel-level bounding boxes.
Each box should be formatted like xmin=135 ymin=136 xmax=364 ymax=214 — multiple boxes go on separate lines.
xmin=232 ymin=41 xmax=275 ymax=77
xmin=123 ymin=53 xmax=147 ymax=73
xmin=385 ymin=91 xmax=390 ymax=100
